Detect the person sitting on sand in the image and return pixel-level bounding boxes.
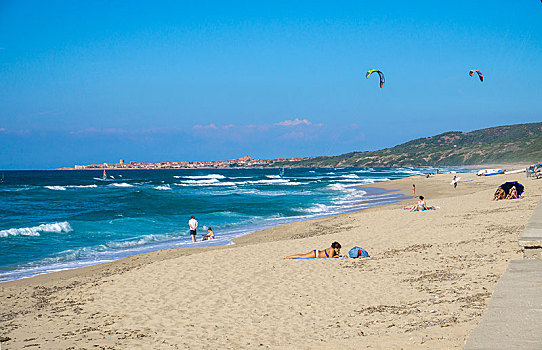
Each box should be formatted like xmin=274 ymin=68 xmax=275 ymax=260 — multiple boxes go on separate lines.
xmin=410 ymin=196 xmax=429 ymax=211
xmin=202 ymin=227 xmax=215 ymax=241
xmin=506 ymin=186 xmax=518 ymax=200
xmin=283 ymin=241 xmax=344 ymax=259
xmin=493 ymin=187 xmax=506 ymax=201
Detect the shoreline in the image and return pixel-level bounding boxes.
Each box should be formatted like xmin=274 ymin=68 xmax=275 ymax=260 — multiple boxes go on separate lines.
xmin=0 ymin=185 xmax=408 ymax=285
xmin=1 ymin=170 xmax=539 ymax=349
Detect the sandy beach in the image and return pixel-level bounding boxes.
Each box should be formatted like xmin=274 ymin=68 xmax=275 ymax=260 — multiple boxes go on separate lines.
xmin=1 ymin=170 xmax=539 ymax=349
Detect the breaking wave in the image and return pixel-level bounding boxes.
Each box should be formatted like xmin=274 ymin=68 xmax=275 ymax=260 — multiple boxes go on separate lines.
xmin=0 ymin=222 xmax=73 ymax=238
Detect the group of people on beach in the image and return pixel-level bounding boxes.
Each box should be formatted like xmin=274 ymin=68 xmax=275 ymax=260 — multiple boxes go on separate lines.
xmin=189 ymin=216 xmax=347 ymax=259
xmin=188 ymin=216 xmax=215 ymax=242
xmin=493 ymin=186 xmax=520 ymax=201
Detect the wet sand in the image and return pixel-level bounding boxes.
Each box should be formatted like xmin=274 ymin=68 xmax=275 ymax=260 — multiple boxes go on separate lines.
xmin=1 ymin=171 xmax=539 ymax=349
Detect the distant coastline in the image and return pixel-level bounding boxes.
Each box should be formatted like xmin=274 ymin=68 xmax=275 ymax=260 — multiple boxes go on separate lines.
xmin=55 ymin=155 xmax=309 ymax=171
xmin=55 ymin=122 xmax=542 ymax=170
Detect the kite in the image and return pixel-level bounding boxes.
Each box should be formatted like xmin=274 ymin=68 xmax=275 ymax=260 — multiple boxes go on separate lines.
xmin=469 ymin=70 xmax=484 ymax=82
xmin=366 ymin=69 xmax=385 ymax=88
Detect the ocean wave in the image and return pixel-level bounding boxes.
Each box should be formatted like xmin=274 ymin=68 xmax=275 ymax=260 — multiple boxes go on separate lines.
xmin=0 ymin=221 xmax=72 ymax=238
xmin=45 ymin=185 xmax=67 ymax=191
xmin=266 ymin=175 xmax=282 ymax=179
xmin=301 ymin=203 xmax=331 ymax=214
xmin=247 ymin=179 xmax=289 ymax=185
xmin=340 ymin=174 xmax=360 ymax=179
xmin=181 ymin=174 xmax=226 ymax=180
xmin=175 ymin=180 xmax=237 ymax=187
xmin=105 ymin=235 xmax=162 ymax=249
xmin=353 ymin=168 xmax=375 ymax=173
xmin=327 ymin=183 xmax=356 ymax=192
xmin=111 ymin=183 xmax=134 ymax=187
xmin=0 ymin=185 xmax=36 ymax=192
xmin=154 ymin=185 xmax=172 ymax=190
xmin=67 ymin=184 xmax=98 ymax=188
xmin=180 ymin=178 xmax=220 ymax=185
xmin=283 ymin=181 xmax=309 ymax=186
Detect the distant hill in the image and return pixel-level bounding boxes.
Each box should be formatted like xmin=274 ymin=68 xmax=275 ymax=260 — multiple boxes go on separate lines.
xmin=272 ymin=122 xmax=542 ymax=167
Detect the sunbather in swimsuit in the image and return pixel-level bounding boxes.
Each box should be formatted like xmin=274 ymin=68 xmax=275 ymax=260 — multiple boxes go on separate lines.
xmin=312 ymin=249 xmax=330 ymax=258
xmin=410 ymin=196 xmax=429 ymax=211
xmin=284 ymin=242 xmax=342 ymax=259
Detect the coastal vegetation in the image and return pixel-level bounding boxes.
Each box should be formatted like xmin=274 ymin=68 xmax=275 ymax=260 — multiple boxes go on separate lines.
xmin=272 ymin=122 xmax=542 ymax=167
xmin=68 ymin=122 xmax=542 ymax=170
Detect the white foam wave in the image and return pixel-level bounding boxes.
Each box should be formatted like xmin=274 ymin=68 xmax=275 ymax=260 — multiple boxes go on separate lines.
xmin=111 ymin=183 xmax=134 ymax=187
xmin=327 ymin=183 xmax=355 ymax=192
xmin=301 ymin=203 xmax=330 ymax=214
xmin=67 ymin=184 xmax=98 ymax=188
xmin=0 ymin=222 xmax=73 ymax=238
xmin=354 ymin=168 xmax=375 ymax=173
xmin=154 ymin=185 xmax=171 ymax=190
xmin=340 ymin=174 xmax=360 ymax=179
xmin=284 ymin=181 xmax=309 ymax=186
xmin=45 ymin=186 xmax=66 ymax=191
xmin=180 ymin=178 xmax=220 ymax=185
xmin=266 ymin=175 xmax=282 ymax=179
xmin=106 ymin=235 xmax=161 ymax=249
xmin=183 ymin=174 xmax=226 ymax=180
xmin=247 ymin=179 xmax=289 ymax=185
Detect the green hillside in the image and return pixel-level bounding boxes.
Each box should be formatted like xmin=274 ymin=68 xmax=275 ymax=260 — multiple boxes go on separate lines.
xmin=272 ymin=122 xmax=542 ymax=167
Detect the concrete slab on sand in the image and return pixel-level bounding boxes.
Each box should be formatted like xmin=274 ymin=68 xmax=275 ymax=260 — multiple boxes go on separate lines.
xmin=464 ymin=259 xmax=542 ymax=350
xmin=519 ymin=196 xmax=542 ymax=258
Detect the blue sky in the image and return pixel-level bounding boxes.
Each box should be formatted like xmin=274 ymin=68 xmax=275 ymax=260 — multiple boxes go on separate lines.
xmin=1 ymin=0 xmax=541 ymax=169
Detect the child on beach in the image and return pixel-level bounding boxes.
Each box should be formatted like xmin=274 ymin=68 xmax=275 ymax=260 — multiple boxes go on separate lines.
xmin=283 ymin=242 xmax=346 ymax=259
xmin=202 ymin=227 xmax=215 ymax=241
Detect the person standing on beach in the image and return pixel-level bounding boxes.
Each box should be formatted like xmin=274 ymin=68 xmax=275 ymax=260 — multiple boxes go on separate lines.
xmin=452 ymin=176 xmax=458 ymax=189
xmin=189 ymin=215 xmax=198 ymax=242
xmin=412 ymin=184 xmax=416 ymax=198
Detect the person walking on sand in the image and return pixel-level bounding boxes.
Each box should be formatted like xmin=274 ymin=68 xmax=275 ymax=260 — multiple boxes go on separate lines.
xmin=412 ymin=184 xmax=416 ymax=198
xmin=452 ymin=176 xmax=458 ymax=189
xmin=189 ymin=215 xmax=198 ymax=242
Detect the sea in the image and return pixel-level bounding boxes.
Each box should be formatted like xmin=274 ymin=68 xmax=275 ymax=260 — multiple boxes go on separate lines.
xmin=0 ymin=167 xmax=468 ymax=282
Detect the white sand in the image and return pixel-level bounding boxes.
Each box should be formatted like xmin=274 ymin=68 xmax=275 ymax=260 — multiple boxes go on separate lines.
xmin=1 ymin=171 xmax=539 ymax=349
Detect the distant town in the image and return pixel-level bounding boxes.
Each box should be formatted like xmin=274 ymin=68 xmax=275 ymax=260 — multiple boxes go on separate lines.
xmin=58 ymin=156 xmax=314 ymax=170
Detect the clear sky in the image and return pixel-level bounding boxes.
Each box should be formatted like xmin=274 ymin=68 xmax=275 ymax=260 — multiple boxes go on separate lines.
xmin=1 ymin=0 xmax=541 ymax=169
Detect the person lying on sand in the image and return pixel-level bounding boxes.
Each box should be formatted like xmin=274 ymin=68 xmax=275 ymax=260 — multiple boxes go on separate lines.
xmin=283 ymin=241 xmax=345 ymax=259
xmin=410 ymin=196 xmax=429 ymax=211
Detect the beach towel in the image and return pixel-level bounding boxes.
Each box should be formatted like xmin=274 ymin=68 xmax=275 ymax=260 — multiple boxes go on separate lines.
xmin=348 ymin=246 xmax=370 ymax=258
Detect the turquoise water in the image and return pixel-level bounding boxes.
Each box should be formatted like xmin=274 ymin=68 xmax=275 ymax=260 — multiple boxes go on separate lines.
xmin=0 ymin=167 xmax=466 ymax=281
